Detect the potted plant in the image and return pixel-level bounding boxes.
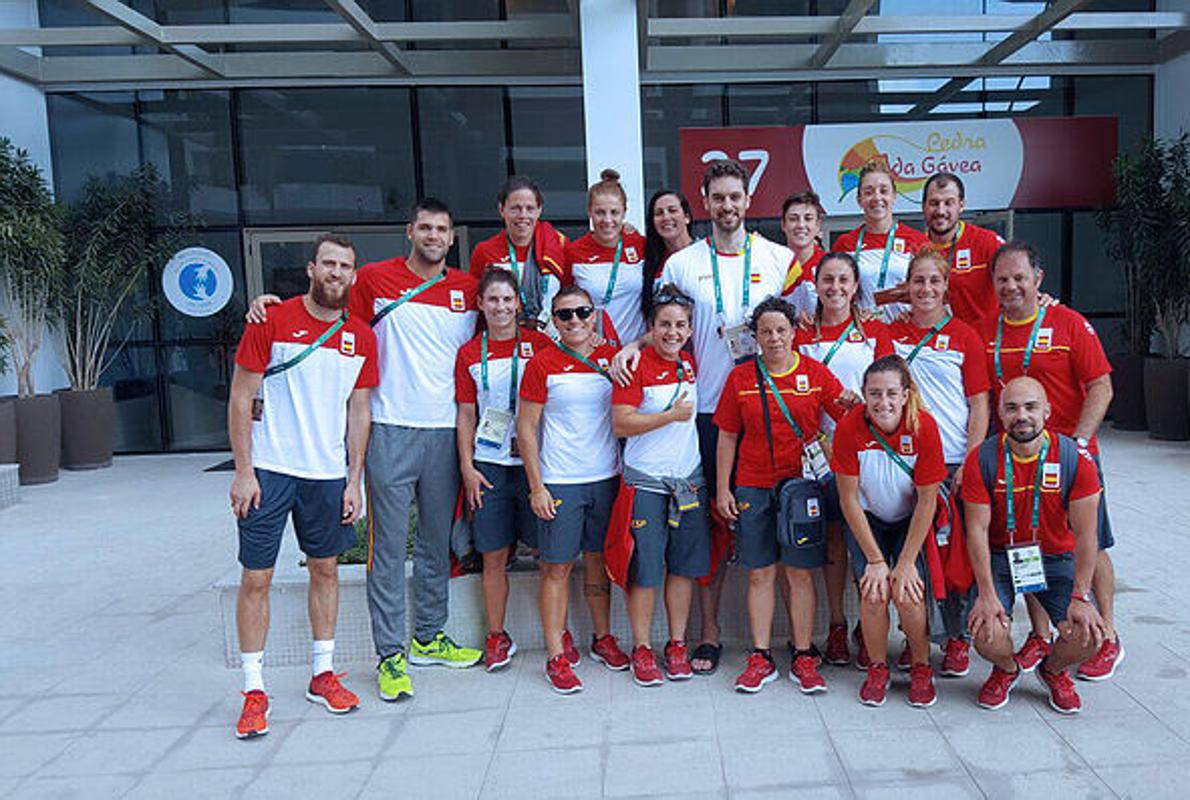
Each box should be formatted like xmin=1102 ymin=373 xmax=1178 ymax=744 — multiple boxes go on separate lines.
xmin=0 ymin=138 xmax=64 ymax=484
xmin=54 ymin=165 xmax=183 ymax=469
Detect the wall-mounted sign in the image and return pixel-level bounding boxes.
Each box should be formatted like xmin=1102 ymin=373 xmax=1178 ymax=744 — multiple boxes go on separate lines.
xmin=680 ymin=116 xmax=1118 ymax=219
xmin=162 ymin=247 xmax=234 ymax=317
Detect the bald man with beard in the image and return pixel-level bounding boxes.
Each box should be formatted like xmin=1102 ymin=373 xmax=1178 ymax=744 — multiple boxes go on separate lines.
xmin=960 ymin=377 xmax=1107 ymax=715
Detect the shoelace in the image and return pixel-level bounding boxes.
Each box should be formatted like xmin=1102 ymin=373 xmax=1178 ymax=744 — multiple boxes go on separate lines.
xmin=437 ymin=633 xmax=463 ymax=654
xmin=381 ymin=656 xmax=405 ymax=678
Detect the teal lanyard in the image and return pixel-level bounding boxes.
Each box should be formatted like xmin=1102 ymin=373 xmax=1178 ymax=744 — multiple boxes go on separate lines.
xmin=757 ymin=356 xmax=806 ymax=440
xmin=994 ymin=308 xmax=1046 ymax=384
xmin=1003 ymin=433 xmax=1051 ymax=544
xmin=264 ymin=313 xmax=347 ymax=378
xmin=821 ymin=318 xmax=858 ymax=367
xmin=601 ymin=235 xmax=624 ymax=306
xmin=557 ymin=342 xmax=613 ymax=383
xmin=662 ymin=357 xmax=686 ymax=412
xmin=855 ymin=223 xmax=898 ymax=290
xmin=708 ymin=234 xmax=754 ymax=316
xmin=505 ymin=238 xmax=531 ymax=309
xmin=865 ymin=419 xmax=915 ymax=479
xmin=945 ymin=221 xmax=965 ymax=272
xmin=905 ymin=313 xmax=952 ymax=364
xmin=370 ymin=270 xmax=446 ymax=327
xmin=480 ymin=329 xmax=520 ymax=412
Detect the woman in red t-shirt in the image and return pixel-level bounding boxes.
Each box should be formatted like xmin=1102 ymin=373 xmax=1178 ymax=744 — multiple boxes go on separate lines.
xmin=831 ymin=355 xmax=947 ymax=709
xmin=714 ymin=297 xmax=854 ymax=695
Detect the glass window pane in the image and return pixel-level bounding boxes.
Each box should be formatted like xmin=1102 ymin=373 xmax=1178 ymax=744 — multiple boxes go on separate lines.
xmin=238 ymin=88 xmax=417 ymax=225
xmin=1073 ymin=76 xmax=1153 ymax=157
xmin=228 ymin=0 xmax=340 ymax=23
xmin=642 ymin=84 xmax=724 ymax=194
xmin=727 ymin=83 xmax=811 ymax=126
xmin=139 ymin=90 xmax=239 ymax=225
xmin=166 ymin=344 xmax=235 ymax=450
xmin=816 ymin=81 xmax=883 ymax=124
xmin=508 ymin=87 xmax=587 ymax=220
xmin=1010 ymin=211 xmax=1064 ymax=299
xmin=47 ymin=93 xmax=140 ymax=204
xmin=103 ymin=346 xmax=163 ymax=453
xmin=160 ymin=230 xmax=248 ymax=342
xmin=417 ymin=87 xmax=507 ymax=221
xmin=1071 ymin=212 xmax=1123 ymax=315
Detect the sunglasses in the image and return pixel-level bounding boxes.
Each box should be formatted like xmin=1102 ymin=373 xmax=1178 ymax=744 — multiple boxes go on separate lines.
xmin=553 ymin=305 xmax=595 ymax=322
xmin=653 ymin=291 xmax=693 ymax=307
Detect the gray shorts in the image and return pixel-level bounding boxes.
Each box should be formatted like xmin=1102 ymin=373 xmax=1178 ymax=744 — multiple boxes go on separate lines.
xmin=734 ymin=485 xmax=827 ymax=570
xmin=471 ymin=463 xmax=538 ymax=554
xmin=1091 ymin=452 xmax=1114 ymax=550
xmin=537 ymin=477 xmax=619 ymax=564
xmin=628 ymin=486 xmax=711 ymax=588
xmin=991 ymin=549 xmax=1075 ymax=624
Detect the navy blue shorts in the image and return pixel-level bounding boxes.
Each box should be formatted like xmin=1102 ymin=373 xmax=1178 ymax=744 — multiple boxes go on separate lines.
xmin=237 ymin=469 xmax=356 ymax=570
xmin=1091 ymin=452 xmax=1114 ymax=550
xmin=537 ymin=477 xmax=619 ymax=564
xmin=471 ymin=463 xmax=538 ymax=554
xmin=990 ymin=550 xmax=1075 ymax=624
xmin=628 ymin=485 xmax=711 ymax=588
xmin=845 ymin=513 xmax=927 ymax=582
xmin=734 ymin=485 xmax=827 ymax=570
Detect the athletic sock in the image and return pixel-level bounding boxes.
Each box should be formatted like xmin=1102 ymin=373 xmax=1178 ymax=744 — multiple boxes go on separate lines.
xmin=241 ymin=651 xmax=265 ymax=693
xmin=312 ymin=639 xmax=335 ymax=676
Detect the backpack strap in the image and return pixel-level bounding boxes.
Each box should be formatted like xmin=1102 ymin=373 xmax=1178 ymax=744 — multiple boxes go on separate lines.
xmin=754 ymin=358 xmax=777 ymax=469
xmin=977 ymin=435 xmax=1000 ymax=498
xmin=1054 ymin=433 xmax=1079 ymax=506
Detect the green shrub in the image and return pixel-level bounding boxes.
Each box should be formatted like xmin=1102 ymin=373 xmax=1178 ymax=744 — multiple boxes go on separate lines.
xmin=335 ymin=508 xmax=418 ymax=566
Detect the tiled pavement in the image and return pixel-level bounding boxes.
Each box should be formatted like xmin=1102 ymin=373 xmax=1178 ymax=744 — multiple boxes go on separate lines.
xmin=1 ymin=427 xmax=1188 ymax=799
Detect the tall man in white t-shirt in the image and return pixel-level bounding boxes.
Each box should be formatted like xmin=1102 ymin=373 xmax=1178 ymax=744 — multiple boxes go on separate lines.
xmin=613 ymin=158 xmax=797 ymax=673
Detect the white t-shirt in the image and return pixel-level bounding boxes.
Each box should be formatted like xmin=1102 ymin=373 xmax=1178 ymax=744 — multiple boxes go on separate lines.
xmin=612 ymin=347 xmax=700 ymax=482
xmin=564 ymin=231 xmax=648 ymax=345
xmin=660 ymin=233 xmax=793 ymax=413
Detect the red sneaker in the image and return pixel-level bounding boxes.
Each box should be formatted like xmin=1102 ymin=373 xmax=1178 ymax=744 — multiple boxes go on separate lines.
xmin=977 ymin=666 xmax=1020 ymax=710
xmin=907 ymin=663 xmax=937 ymax=708
xmin=306 ymin=671 xmax=360 ymax=714
xmin=663 ymin=640 xmax=694 ymax=681
xmin=853 ymin=625 xmax=872 ymax=671
xmin=1014 ymin=632 xmax=1051 ymax=673
xmin=235 ymin=690 xmax=270 ymax=739
xmin=940 ymin=638 xmax=971 ymax=677
xmin=561 ymin=629 xmax=581 ymax=666
xmin=545 ymin=654 xmax=583 ymax=694
xmin=859 ymin=663 xmax=890 ymax=707
xmin=1037 ymin=664 xmax=1082 ymax=714
xmin=790 ymin=653 xmax=828 ymax=694
xmin=896 ymin=640 xmax=913 ymax=672
xmin=484 ymin=631 xmax=517 ymax=672
xmin=631 ymin=645 xmax=664 ymax=687
xmin=734 ymin=651 xmax=778 ymax=694
xmin=590 ymin=634 xmax=630 ymax=671
xmin=824 ymin=623 xmax=850 ymax=666
xmin=1077 ymin=637 xmax=1125 ymax=681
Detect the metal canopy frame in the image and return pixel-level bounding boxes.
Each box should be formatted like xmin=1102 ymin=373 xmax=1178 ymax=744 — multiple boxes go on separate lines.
xmin=0 ymin=8 xmax=1186 ymax=101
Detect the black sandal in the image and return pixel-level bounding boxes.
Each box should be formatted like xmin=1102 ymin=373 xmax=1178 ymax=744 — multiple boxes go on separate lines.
xmin=691 ymin=643 xmax=722 ymax=675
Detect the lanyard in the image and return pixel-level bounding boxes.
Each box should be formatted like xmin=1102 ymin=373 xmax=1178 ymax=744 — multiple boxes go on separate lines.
xmin=557 ymin=342 xmax=613 ymax=383
xmin=505 ymin=238 xmax=531 ymax=309
xmin=264 ymin=313 xmax=347 ymax=378
xmin=601 ymin=235 xmax=624 ymax=306
xmin=821 ymin=318 xmax=858 ymax=367
xmin=945 ymin=221 xmax=966 ymax=272
xmin=905 ymin=313 xmax=952 ymax=364
xmin=370 ymin=270 xmax=446 ymax=327
xmin=865 ymin=419 xmax=915 ymax=479
xmin=1004 ymin=432 xmax=1051 ymax=544
xmin=480 ymin=329 xmax=520 ymax=412
xmin=708 ymin=234 xmax=754 ymax=316
xmin=994 ymin=308 xmax=1046 ymax=383
xmin=662 ymin=357 xmax=686 ymax=412
xmin=854 ymin=223 xmax=898 ymax=290
xmin=756 ymin=356 xmax=806 ymax=440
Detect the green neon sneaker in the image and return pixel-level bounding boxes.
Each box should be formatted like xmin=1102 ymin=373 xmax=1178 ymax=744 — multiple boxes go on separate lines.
xmin=377 ymin=652 xmax=413 ymax=701
xmin=408 ymin=632 xmax=483 ymax=669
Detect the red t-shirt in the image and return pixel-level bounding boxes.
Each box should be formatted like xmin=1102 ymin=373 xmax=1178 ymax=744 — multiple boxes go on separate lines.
xmin=926 ymin=222 xmax=1003 ymax=323
xmin=960 ymin=432 xmax=1101 ymax=554
xmin=712 ymin=354 xmax=845 ymax=488
xmin=830 ymin=405 xmax=948 ymax=523
xmin=974 ymin=305 xmax=1112 ymax=452
xmin=469 ymin=231 xmax=566 ymax=282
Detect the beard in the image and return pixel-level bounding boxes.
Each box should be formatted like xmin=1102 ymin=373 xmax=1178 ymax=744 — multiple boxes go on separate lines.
xmin=311 ymin=280 xmax=350 ymax=310
xmin=1007 ymin=424 xmax=1042 ymax=444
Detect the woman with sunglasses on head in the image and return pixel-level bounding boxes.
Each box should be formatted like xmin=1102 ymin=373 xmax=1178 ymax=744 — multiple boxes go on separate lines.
xmin=831 ymin=355 xmax=947 ymax=708
xmin=779 ymin=191 xmax=827 ymax=317
xmin=794 ymin=251 xmax=892 ymax=669
xmin=832 ymin=161 xmax=929 ymax=321
xmin=641 ymin=190 xmax=695 ymax=323
xmin=455 ymin=270 xmax=555 ymax=673
xmin=518 ymin=285 xmax=630 ymax=694
xmin=470 ymin=175 xmax=569 ymax=330
xmin=563 ymin=169 xmax=649 ymax=345
xmin=888 ymin=249 xmax=991 ymax=678
xmin=611 ymin=285 xmax=708 ymax=686
xmin=714 ymin=297 xmax=857 ymax=695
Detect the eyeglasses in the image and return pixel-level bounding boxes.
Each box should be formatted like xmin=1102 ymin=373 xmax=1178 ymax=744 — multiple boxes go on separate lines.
xmin=653 ymin=291 xmax=693 ymax=307
xmin=553 ymin=305 xmax=595 ymax=322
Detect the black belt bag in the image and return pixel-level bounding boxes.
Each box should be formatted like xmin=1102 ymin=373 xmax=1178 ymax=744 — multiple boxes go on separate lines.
xmin=776 ymin=476 xmax=826 ymax=549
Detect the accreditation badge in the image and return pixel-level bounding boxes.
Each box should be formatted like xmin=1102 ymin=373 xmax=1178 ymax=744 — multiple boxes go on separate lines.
xmin=475 ymin=407 xmax=513 ymax=450
xmin=1007 ymin=544 xmax=1047 ymax=594
xmin=720 ymin=315 xmax=758 ymax=363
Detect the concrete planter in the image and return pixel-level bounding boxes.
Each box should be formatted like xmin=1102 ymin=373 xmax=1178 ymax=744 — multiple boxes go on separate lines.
xmin=0 ymin=397 xmax=15 ymax=464
xmin=14 ymin=393 xmax=60 ymax=485
xmin=58 ymin=387 xmax=115 ymax=470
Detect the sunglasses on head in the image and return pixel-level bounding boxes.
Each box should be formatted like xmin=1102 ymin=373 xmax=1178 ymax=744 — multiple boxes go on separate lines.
xmin=553 ymin=305 xmax=595 ymax=322
xmin=653 ymin=291 xmax=693 ymax=307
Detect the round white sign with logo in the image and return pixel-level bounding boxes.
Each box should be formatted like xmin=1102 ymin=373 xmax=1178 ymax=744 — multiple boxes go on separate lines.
xmin=162 ymin=247 xmax=234 ymax=317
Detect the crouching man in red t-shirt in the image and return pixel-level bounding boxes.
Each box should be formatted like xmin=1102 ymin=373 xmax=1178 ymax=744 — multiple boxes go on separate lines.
xmin=962 ymin=377 xmax=1107 ymax=715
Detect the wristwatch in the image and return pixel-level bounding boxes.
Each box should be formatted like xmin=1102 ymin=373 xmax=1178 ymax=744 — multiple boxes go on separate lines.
xmin=1071 ymin=591 xmax=1092 ymax=604
xmin=1075 ymin=436 xmax=1090 ymax=449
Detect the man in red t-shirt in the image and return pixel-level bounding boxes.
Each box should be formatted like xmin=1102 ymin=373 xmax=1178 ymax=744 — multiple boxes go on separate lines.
xmin=920 ymin=172 xmax=1004 ymax=323
xmin=976 ymin=241 xmax=1121 ymax=681
xmin=962 ymin=378 xmax=1107 ymax=714
xmin=228 ymin=234 xmax=379 ymax=738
